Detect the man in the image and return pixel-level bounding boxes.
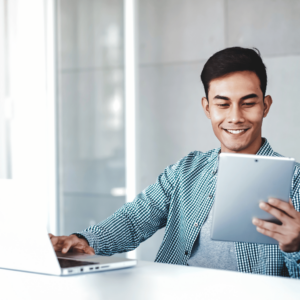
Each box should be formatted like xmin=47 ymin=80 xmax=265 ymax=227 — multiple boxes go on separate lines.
xmin=50 ymin=47 xmax=300 ymax=278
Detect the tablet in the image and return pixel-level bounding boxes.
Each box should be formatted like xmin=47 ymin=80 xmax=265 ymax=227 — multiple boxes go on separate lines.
xmin=211 ymin=153 xmax=295 ymax=245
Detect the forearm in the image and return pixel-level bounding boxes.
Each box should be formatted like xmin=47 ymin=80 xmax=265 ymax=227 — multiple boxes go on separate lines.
xmin=75 ymin=157 xmax=181 ymax=255
xmin=76 ymin=195 xmax=168 ymax=255
xmin=76 ymin=212 xmax=139 ymax=255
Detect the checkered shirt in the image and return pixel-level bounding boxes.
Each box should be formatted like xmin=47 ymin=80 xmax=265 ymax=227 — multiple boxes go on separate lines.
xmin=78 ymin=139 xmax=300 ymax=278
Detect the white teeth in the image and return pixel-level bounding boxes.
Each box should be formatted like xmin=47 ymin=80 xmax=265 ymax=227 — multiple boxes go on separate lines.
xmin=227 ymin=129 xmax=245 ymax=134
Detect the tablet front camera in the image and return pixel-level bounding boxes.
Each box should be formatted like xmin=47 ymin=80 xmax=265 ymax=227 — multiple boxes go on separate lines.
xmin=255 ymin=159 xmax=258 ymax=162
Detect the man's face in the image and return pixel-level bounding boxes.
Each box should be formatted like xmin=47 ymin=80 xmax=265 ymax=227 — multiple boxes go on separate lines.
xmin=202 ymin=71 xmax=272 ymax=154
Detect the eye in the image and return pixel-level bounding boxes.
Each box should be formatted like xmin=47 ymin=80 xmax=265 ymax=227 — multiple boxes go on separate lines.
xmin=217 ymin=103 xmax=229 ymax=107
xmin=243 ymin=102 xmax=255 ymax=106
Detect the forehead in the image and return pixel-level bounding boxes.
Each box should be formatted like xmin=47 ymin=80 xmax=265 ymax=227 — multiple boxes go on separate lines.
xmin=208 ymin=71 xmax=262 ymax=98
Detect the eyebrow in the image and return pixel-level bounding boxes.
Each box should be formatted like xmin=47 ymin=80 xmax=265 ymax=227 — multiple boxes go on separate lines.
xmin=213 ymin=93 xmax=259 ymax=101
xmin=213 ymin=95 xmax=229 ymax=100
xmin=240 ymin=93 xmax=258 ymax=100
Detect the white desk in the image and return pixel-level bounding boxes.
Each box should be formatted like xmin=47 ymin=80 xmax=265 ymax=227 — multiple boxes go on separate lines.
xmin=1 ymin=261 xmax=299 ymax=300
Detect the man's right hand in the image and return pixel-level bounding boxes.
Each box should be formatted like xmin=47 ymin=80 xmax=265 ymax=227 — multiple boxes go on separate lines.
xmin=49 ymin=233 xmax=95 ymax=255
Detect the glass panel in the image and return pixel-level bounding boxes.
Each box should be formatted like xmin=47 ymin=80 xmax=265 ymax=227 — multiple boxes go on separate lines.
xmin=56 ymin=0 xmax=125 ymax=237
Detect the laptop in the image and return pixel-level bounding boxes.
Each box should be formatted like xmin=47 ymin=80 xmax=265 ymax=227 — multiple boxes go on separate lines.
xmin=211 ymin=153 xmax=295 ymax=244
xmin=0 ymin=180 xmax=136 ymax=275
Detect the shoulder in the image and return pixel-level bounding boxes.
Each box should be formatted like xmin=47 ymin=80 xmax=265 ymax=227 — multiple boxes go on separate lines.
xmin=274 ymin=151 xmax=300 ymax=211
xmin=291 ymin=161 xmax=300 ymax=188
xmin=290 ymin=162 xmax=300 ymax=212
xmin=187 ymin=148 xmax=219 ymax=165
xmin=167 ymin=148 xmax=219 ymax=176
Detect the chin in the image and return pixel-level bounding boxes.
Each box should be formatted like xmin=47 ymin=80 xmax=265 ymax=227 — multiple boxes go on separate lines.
xmin=222 ymin=141 xmax=249 ymax=152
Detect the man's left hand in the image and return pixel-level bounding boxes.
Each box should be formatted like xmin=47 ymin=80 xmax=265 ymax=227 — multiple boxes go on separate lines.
xmin=252 ymin=198 xmax=300 ymax=252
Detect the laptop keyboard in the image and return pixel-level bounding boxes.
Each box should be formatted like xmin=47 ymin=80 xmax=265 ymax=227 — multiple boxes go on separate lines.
xmin=58 ymin=258 xmax=98 ymax=269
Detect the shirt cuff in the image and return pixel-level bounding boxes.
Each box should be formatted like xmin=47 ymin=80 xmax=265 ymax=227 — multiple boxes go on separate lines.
xmin=281 ymin=249 xmax=300 ymax=264
xmin=73 ymin=231 xmax=99 ymax=250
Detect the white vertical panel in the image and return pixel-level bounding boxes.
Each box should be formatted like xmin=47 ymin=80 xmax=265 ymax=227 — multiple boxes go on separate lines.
xmin=0 ymin=0 xmax=9 ymax=178
xmin=6 ymin=0 xmax=57 ymax=232
xmin=125 ymin=0 xmax=137 ymax=259
xmin=45 ymin=0 xmax=58 ymax=235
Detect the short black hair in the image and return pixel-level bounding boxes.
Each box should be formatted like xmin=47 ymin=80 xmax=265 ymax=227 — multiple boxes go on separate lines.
xmin=201 ymin=47 xmax=267 ymax=100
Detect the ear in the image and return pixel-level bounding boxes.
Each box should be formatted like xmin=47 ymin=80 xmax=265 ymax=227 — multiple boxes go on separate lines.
xmin=201 ymin=97 xmax=211 ymax=119
xmin=263 ymin=95 xmax=273 ymax=118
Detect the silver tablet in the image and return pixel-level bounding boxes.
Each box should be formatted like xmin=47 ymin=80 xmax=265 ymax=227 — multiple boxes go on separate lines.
xmin=211 ymin=153 xmax=295 ymax=245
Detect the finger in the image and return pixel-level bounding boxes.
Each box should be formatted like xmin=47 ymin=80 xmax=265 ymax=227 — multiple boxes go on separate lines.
xmin=61 ymin=238 xmax=75 ymax=254
xmin=53 ymin=244 xmax=65 ymax=252
xmin=84 ymin=246 xmax=95 ymax=255
xmin=48 ymin=233 xmax=54 ymax=239
xmin=259 ymin=202 xmax=290 ymax=223
xmin=252 ymin=218 xmax=282 ymax=234
xmin=256 ymin=226 xmax=284 ymax=242
xmin=289 ymin=198 xmax=293 ymax=206
xmin=71 ymin=249 xmax=85 ymax=253
xmin=51 ymin=238 xmax=64 ymax=251
xmin=268 ymin=198 xmax=296 ymax=218
xmin=50 ymin=236 xmax=59 ymax=246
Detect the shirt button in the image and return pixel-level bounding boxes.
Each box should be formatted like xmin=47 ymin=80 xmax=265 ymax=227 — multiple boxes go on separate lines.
xmin=185 ymin=250 xmax=188 ymax=255
xmin=194 ymin=222 xmax=198 ymax=227
xmin=208 ymin=194 xmax=213 ymax=199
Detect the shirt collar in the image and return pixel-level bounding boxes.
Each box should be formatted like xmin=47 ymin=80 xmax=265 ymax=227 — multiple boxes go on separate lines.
xmin=210 ymin=147 xmax=221 ymax=175
xmin=211 ymin=138 xmax=274 ymax=175
xmin=256 ymin=138 xmax=274 ymax=156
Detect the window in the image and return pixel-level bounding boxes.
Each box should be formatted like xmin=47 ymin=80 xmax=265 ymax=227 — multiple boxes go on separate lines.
xmin=56 ymin=0 xmax=126 ymax=236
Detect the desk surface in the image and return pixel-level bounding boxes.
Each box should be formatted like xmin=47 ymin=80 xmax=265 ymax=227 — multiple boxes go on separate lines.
xmin=1 ymin=260 xmax=299 ymax=300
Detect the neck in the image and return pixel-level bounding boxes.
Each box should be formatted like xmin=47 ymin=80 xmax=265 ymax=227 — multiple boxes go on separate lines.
xmin=220 ymin=137 xmax=264 ymax=155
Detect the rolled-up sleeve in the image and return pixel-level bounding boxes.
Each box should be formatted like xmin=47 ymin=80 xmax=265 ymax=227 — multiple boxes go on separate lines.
xmin=75 ymin=158 xmax=183 ymax=255
xmin=282 ymin=251 xmax=300 ymax=278
xmin=283 ymin=164 xmax=300 ymax=278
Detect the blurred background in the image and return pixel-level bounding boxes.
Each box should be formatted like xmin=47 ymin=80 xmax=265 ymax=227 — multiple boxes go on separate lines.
xmin=0 ymin=0 xmax=300 ymax=261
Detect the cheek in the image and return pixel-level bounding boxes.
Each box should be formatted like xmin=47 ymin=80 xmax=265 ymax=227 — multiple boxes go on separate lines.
xmin=245 ymin=108 xmax=264 ymax=125
xmin=209 ymin=108 xmax=225 ymax=126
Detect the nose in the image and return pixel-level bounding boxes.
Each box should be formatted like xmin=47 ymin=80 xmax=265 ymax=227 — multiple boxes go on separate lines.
xmin=228 ymin=104 xmax=245 ymax=123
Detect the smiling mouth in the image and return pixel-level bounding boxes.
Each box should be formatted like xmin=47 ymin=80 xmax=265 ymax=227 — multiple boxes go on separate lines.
xmin=223 ymin=128 xmax=249 ymax=135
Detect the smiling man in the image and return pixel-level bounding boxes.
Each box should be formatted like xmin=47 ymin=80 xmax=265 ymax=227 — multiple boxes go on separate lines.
xmin=50 ymin=47 xmax=300 ymax=278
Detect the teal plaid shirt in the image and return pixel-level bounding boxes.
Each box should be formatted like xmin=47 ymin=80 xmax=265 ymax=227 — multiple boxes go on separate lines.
xmin=78 ymin=139 xmax=300 ymax=278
